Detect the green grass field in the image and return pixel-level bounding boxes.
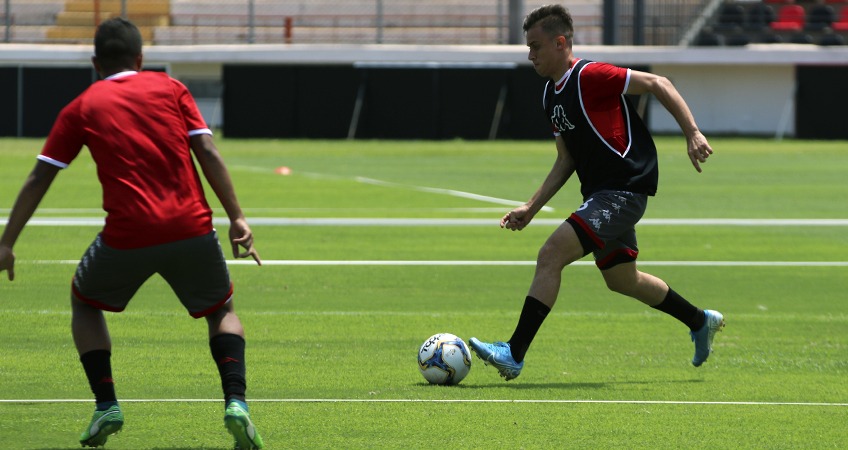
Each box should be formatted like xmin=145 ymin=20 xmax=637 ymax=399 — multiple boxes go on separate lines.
xmin=1 ymin=137 xmax=847 ymax=449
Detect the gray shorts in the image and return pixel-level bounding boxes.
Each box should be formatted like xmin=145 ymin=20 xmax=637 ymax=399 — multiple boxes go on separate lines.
xmin=565 ymin=190 xmax=648 ymax=270
xmin=71 ymin=230 xmax=232 ymax=318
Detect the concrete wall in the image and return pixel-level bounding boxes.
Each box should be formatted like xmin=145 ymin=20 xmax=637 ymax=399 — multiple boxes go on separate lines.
xmin=1 ymin=43 xmax=847 ymax=138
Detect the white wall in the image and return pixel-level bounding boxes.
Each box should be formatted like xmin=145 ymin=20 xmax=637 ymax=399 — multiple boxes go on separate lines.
xmin=649 ymin=64 xmax=796 ymax=136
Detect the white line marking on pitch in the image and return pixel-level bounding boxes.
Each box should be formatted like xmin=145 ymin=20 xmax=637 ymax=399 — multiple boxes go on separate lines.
xmin=354 ymin=176 xmax=555 ymax=212
xmin=1 ymin=398 xmax=845 ymax=407
xmin=4 ymin=217 xmax=848 ymax=227
xmin=26 ymin=260 xmax=848 ymax=267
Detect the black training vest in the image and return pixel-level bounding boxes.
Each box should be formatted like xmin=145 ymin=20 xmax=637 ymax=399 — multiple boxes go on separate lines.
xmin=543 ymin=59 xmax=659 ymax=198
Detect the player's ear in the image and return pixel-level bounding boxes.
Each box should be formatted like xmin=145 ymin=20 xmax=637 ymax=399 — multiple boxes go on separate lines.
xmin=134 ymin=54 xmax=143 ymax=71
xmin=91 ymin=56 xmax=102 ymax=76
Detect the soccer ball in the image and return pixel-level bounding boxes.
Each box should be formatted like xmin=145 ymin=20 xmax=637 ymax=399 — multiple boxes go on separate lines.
xmin=417 ymin=333 xmax=472 ymax=385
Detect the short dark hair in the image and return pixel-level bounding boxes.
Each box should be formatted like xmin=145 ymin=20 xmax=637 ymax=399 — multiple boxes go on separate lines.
xmin=523 ymin=4 xmax=574 ymax=40
xmin=94 ymin=18 xmax=142 ymax=71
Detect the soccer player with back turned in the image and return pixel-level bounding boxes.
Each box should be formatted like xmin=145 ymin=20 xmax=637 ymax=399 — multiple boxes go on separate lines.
xmin=0 ymin=18 xmax=264 ymax=449
xmin=469 ymin=4 xmax=725 ymax=380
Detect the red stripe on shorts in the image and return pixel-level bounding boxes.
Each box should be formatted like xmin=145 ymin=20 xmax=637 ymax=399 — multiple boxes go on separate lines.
xmin=71 ymin=281 xmax=125 ymax=313
xmin=190 ymin=282 xmax=234 ymax=318
xmin=596 ymin=248 xmax=639 ymax=269
xmin=568 ymin=213 xmax=605 ymax=249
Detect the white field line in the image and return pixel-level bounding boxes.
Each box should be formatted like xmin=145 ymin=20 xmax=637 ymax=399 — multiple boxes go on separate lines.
xmin=4 ymin=217 xmax=848 ymax=227
xmin=354 ymin=176 xmax=555 ymax=212
xmin=228 ymin=168 xmax=556 ymax=212
xmin=0 ymin=398 xmax=845 ymax=407
xmin=26 ymin=260 xmax=848 ymax=267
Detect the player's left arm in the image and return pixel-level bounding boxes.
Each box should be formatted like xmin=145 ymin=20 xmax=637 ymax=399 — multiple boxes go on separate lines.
xmin=627 ymin=70 xmax=713 ymax=173
xmin=190 ymin=134 xmax=261 ymax=265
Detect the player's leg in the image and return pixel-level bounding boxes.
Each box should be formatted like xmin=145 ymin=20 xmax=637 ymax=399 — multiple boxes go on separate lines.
xmin=162 ymin=231 xmax=263 ymax=449
xmin=71 ymin=236 xmax=147 ymax=447
xmin=469 ymin=220 xmax=586 ymax=380
xmin=600 ymin=254 xmax=724 ymax=366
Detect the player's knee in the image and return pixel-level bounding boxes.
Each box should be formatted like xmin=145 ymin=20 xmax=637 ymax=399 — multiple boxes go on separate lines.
xmin=536 ymin=241 xmax=575 ymax=272
xmin=603 ymin=272 xmax=638 ymax=296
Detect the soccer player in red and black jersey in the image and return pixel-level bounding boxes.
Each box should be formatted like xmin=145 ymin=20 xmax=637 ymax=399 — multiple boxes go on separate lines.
xmin=0 ymin=19 xmax=264 ymax=448
xmin=469 ymin=4 xmax=725 ymax=381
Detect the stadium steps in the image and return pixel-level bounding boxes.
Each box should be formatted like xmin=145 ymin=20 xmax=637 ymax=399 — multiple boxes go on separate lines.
xmin=46 ymin=0 xmax=170 ymax=43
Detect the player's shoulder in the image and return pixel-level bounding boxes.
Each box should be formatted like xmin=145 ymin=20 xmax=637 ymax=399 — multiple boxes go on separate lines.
xmin=577 ymin=60 xmax=628 ymax=84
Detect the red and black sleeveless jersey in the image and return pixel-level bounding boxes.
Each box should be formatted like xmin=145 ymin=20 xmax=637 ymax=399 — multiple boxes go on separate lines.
xmin=543 ymin=58 xmax=658 ymax=198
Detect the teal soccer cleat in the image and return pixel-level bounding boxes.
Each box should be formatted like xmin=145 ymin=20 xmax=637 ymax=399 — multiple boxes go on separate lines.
xmin=224 ymin=401 xmax=264 ymax=450
xmin=691 ymin=310 xmax=725 ymax=367
xmin=468 ymin=338 xmax=524 ymax=380
xmin=79 ymin=404 xmax=124 ymax=447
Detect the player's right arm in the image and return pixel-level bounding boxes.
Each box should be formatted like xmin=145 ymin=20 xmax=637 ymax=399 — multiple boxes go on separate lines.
xmin=0 ymin=160 xmax=61 ymax=281
xmin=189 ymin=134 xmax=261 ymax=266
xmin=502 ymin=136 xmax=575 ymax=231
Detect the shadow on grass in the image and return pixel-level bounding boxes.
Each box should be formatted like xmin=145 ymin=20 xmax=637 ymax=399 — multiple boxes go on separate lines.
xmin=416 ymin=378 xmax=705 ymax=390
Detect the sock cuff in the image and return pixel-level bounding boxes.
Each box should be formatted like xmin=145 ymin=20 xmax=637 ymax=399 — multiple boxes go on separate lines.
xmin=526 ymin=296 xmax=551 ymax=316
xmin=210 ymin=333 xmax=245 ymax=345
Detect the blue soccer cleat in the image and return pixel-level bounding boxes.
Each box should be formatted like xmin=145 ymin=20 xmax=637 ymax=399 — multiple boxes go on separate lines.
xmin=468 ymin=338 xmax=524 ymax=380
xmin=690 ymin=310 xmax=725 ymax=367
xmin=79 ymin=404 xmax=124 ymax=447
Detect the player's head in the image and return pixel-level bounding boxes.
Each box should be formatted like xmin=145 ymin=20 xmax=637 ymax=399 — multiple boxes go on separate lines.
xmin=93 ymin=18 xmax=143 ymax=74
xmin=523 ymin=4 xmax=574 ymax=45
xmin=524 ymin=5 xmax=573 ymax=79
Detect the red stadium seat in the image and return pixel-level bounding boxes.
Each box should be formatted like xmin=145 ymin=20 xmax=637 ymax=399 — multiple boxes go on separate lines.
xmin=770 ymin=4 xmax=806 ymax=31
xmin=833 ymin=6 xmax=848 ymax=30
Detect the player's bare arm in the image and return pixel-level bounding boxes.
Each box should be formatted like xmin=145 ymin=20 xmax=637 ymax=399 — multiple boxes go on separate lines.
xmin=502 ymin=136 xmax=575 ymax=231
xmin=189 ymin=134 xmax=261 ymax=265
xmin=627 ymin=70 xmax=713 ymax=173
xmin=0 ymin=161 xmax=61 ymax=281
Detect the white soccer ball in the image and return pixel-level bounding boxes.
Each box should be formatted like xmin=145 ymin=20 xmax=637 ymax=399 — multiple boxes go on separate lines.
xmin=417 ymin=333 xmax=472 ymax=385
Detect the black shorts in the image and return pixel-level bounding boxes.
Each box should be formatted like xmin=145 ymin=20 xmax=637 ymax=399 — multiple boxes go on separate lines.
xmin=565 ymin=190 xmax=648 ymax=270
xmin=71 ymin=230 xmax=233 ymax=318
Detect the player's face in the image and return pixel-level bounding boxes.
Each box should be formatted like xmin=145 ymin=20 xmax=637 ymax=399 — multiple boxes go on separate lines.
xmin=526 ymin=24 xmax=566 ymax=80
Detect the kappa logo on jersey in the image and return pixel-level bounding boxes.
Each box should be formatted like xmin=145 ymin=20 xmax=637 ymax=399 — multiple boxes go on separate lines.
xmin=551 ymin=105 xmax=576 ymax=132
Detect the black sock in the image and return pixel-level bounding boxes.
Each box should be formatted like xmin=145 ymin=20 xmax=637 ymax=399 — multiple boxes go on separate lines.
xmin=652 ymin=288 xmax=705 ymax=332
xmin=210 ymin=333 xmax=247 ymax=405
xmin=80 ymin=349 xmax=117 ymax=407
xmin=507 ymin=296 xmax=551 ymax=363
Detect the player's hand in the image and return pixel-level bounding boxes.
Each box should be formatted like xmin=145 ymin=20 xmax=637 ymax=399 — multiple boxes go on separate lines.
xmin=500 ymin=205 xmax=532 ymax=231
xmin=0 ymin=245 xmax=15 ymax=281
xmin=687 ymin=131 xmax=713 ymax=173
xmin=230 ymin=218 xmax=261 ymax=266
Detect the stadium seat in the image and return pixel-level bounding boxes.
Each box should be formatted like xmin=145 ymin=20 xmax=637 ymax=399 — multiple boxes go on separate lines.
xmin=759 ymin=31 xmax=784 ymax=42
xmin=770 ymin=4 xmax=806 ymax=31
xmin=747 ymin=2 xmax=777 ymax=31
xmin=806 ymin=3 xmax=836 ymax=31
xmin=833 ymin=6 xmax=848 ymax=30
xmin=725 ymin=26 xmax=752 ymax=45
xmin=818 ymin=27 xmax=847 ymax=44
xmin=716 ymin=2 xmax=747 ymax=31
xmin=788 ymin=31 xmax=815 ymax=43
xmin=696 ymin=27 xmax=725 ymax=45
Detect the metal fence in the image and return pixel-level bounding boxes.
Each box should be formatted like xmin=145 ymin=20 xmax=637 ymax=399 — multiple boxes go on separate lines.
xmin=2 ymin=0 xmax=706 ymax=46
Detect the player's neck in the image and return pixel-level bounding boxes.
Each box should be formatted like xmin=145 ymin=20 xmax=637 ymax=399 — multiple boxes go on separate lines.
xmin=552 ymin=55 xmax=575 ymax=82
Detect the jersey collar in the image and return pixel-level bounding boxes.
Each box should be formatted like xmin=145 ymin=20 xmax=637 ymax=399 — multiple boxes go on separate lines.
xmin=554 ymin=58 xmax=581 ymax=93
xmin=105 ymin=71 xmax=138 ymax=80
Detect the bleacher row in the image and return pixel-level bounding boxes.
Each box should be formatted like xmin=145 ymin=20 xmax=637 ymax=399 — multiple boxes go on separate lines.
xmin=2 ymin=0 xmax=604 ymax=45
xmin=697 ymin=0 xmax=848 ymax=46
